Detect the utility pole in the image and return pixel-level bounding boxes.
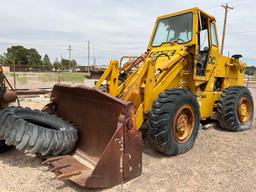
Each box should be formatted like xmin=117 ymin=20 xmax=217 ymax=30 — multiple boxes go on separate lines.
xmin=88 ymin=40 xmax=90 ymax=73
xmin=221 ymin=3 xmax=234 ymax=55
xmin=67 ymin=45 xmax=72 ymax=71
xmin=92 ymin=42 xmax=96 ymax=67
xmin=58 ymin=54 xmax=63 ymax=84
xmin=93 ymin=57 xmax=96 ymax=66
xmin=60 ymin=54 xmax=63 ymax=72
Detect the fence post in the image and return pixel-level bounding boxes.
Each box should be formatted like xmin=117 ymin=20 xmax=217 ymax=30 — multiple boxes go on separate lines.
xmin=13 ymin=61 xmax=16 ymax=89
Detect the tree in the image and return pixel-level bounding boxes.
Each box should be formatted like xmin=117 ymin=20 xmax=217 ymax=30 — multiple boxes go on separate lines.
xmin=42 ymin=54 xmax=52 ymax=70
xmin=245 ymin=66 xmax=256 ymax=76
xmin=5 ymin=45 xmax=28 ymax=65
xmin=1 ymin=46 xmax=42 ymax=67
xmin=27 ymin=48 xmax=42 ymax=68
xmin=61 ymin=59 xmax=77 ymax=69
xmin=0 ymin=55 xmax=6 ymax=65
xmin=53 ymin=58 xmax=61 ymax=70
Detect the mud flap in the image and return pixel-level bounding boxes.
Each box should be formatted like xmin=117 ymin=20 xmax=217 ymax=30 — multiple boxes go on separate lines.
xmin=43 ymin=84 xmax=142 ymax=188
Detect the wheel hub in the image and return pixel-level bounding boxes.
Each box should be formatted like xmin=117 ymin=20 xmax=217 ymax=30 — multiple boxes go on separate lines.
xmin=177 ymin=114 xmax=189 ymax=132
xmin=173 ymin=105 xmax=195 ymax=143
xmin=238 ymin=97 xmax=251 ymax=124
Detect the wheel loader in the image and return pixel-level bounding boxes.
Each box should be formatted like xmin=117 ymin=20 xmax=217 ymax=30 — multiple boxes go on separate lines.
xmin=0 ymin=7 xmax=254 ymax=189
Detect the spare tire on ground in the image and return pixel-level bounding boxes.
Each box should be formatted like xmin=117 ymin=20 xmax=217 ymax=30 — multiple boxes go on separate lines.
xmin=0 ymin=107 xmax=79 ymax=156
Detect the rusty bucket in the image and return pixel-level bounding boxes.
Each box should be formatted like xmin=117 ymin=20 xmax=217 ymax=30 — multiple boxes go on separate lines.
xmin=43 ymin=84 xmax=142 ymax=188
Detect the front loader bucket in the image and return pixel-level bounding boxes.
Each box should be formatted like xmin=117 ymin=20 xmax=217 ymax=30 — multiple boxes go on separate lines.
xmin=43 ymin=84 xmax=142 ymax=188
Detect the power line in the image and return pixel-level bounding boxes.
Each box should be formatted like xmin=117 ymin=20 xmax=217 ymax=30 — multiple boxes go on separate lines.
xmin=221 ymin=3 xmax=234 ymax=54
xmin=67 ymin=45 xmax=72 ymax=70
xmin=206 ymin=0 xmax=244 ymax=10
xmin=87 ymin=40 xmax=90 ymax=73
xmin=227 ymin=29 xmax=256 ymax=35
xmin=0 ymin=40 xmax=73 ymax=48
xmin=227 ymin=0 xmax=244 ymax=4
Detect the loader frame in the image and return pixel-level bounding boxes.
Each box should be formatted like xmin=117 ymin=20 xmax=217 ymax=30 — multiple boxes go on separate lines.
xmin=95 ymin=7 xmax=246 ymax=129
xmin=43 ymin=7 xmax=247 ymax=189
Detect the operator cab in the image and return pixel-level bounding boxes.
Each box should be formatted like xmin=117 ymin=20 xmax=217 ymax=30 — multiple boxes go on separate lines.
xmin=196 ymin=13 xmax=210 ymax=76
xmin=196 ymin=11 xmax=219 ymax=76
xmin=148 ymin=8 xmax=220 ymax=80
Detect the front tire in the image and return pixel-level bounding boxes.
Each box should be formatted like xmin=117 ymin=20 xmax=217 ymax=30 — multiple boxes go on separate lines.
xmin=147 ymin=89 xmax=200 ymax=155
xmin=217 ymin=86 xmax=254 ymax=131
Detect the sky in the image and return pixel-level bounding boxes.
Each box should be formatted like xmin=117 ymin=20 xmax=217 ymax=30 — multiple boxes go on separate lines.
xmin=0 ymin=0 xmax=255 ymax=66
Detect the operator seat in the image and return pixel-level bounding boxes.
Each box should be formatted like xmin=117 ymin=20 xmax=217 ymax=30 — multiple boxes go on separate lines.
xmin=196 ymin=47 xmax=209 ymax=76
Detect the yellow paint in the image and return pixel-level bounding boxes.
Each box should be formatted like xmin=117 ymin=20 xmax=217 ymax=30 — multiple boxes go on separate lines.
xmin=95 ymin=7 xmax=246 ymax=130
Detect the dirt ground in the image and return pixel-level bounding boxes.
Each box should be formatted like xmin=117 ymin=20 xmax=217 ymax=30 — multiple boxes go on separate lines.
xmin=0 ymin=81 xmax=256 ymax=192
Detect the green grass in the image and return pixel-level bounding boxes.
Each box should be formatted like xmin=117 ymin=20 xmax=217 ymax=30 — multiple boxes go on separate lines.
xmin=6 ymin=72 xmax=86 ymax=83
xmin=17 ymin=74 xmax=28 ymax=84
xmin=38 ymin=72 xmax=86 ymax=82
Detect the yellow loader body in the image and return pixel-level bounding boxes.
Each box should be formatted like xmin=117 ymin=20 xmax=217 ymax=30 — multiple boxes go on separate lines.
xmin=45 ymin=7 xmax=247 ymax=188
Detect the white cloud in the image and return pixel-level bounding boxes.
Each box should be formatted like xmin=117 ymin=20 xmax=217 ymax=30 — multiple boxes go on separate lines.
xmin=0 ymin=0 xmax=255 ymax=65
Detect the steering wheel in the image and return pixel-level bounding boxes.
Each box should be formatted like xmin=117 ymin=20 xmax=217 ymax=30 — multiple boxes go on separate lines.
xmin=169 ymin=38 xmax=185 ymax=43
xmin=177 ymin=38 xmax=185 ymax=43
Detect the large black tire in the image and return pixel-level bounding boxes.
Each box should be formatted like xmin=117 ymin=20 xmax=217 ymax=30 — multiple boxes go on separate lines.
xmin=147 ymin=89 xmax=200 ymax=155
xmin=0 ymin=140 xmax=12 ymax=153
xmin=217 ymin=86 xmax=254 ymax=131
xmin=0 ymin=107 xmax=79 ymax=156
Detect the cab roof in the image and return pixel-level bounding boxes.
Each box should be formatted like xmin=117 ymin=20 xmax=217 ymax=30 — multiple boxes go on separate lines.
xmin=157 ymin=7 xmax=215 ymax=21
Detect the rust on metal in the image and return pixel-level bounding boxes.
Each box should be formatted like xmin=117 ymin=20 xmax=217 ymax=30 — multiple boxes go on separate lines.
xmin=42 ymin=156 xmax=63 ymax=165
xmin=120 ymin=52 xmax=149 ymax=72
xmin=50 ymin=164 xmax=70 ymax=172
xmin=2 ymin=89 xmax=17 ymax=103
xmin=57 ymin=171 xmax=81 ymax=179
xmin=238 ymin=96 xmax=251 ymax=124
xmin=15 ymin=88 xmax=51 ymax=97
xmin=173 ymin=104 xmax=195 ymax=143
xmin=43 ymin=84 xmax=142 ymax=188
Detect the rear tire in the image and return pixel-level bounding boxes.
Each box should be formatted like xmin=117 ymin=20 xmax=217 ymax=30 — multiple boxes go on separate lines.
xmin=147 ymin=89 xmax=200 ymax=155
xmin=217 ymin=86 xmax=254 ymax=131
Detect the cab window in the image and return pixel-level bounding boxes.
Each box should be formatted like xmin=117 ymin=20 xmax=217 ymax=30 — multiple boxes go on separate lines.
xmin=210 ymin=23 xmax=218 ymax=47
xmin=152 ymin=13 xmax=193 ymax=46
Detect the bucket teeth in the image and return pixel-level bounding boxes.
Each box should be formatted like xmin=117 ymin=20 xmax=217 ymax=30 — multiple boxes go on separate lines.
xmin=57 ymin=171 xmax=81 ymax=179
xmin=42 ymin=156 xmax=63 ymax=165
xmin=50 ymin=164 xmax=70 ymax=172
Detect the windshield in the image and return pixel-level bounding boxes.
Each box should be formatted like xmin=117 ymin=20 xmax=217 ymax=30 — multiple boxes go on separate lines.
xmin=152 ymin=12 xmax=193 ymax=46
